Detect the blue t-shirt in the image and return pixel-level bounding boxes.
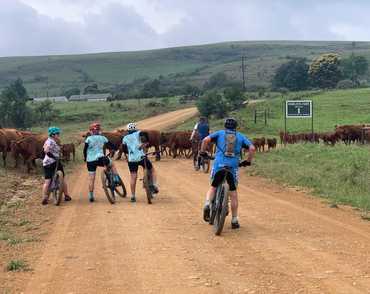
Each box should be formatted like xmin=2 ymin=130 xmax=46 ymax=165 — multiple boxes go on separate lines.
xmin=209 ymin=130 xmax=252 ymax=172
xmin=122 ymin=131 xmax=145 ymax=162
xmin=196 ymin=122 xmax=210 ymax=140
xmin=85 ymin=135 xmax=108 ymax=162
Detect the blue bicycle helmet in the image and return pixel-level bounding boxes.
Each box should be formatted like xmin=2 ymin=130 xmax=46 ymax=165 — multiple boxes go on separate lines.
xmin=48 ymin=126 xmax=61 ymax=136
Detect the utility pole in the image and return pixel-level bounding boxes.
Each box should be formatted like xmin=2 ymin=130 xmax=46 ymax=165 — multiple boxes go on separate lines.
xmin=241 ymin=56 xmax=246 ymax=91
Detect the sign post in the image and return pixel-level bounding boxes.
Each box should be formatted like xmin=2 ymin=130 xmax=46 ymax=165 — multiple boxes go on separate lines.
xmin=284 ymin=100 xmax=314 ymax=140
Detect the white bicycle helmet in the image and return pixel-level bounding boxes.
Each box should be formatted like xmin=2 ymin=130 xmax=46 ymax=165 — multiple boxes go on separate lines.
xmin=127 ymin=122 xmax=137 ymax=131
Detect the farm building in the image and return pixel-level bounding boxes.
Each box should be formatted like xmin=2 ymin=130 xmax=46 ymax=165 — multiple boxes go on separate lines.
xmin=33 ymin=96 xmax=68 ymax=102
xmin=69 ymin=93 xmax=112 ymax=102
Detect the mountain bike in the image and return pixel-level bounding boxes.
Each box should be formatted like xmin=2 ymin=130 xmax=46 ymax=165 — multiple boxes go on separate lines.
xmin=192 ymin=141 xmax=210 ymax=173
xmin=141 ymin=152 xmax=158 ymax=204
xmin=101 ymin=164 xmax=127 ymax=204
xmin=48 ymin=159 xmax=64 ymax=206
xmin=206 ymin=156 xmax=250 ymax=235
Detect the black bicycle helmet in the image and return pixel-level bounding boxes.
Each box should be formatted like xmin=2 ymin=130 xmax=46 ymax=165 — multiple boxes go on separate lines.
xmin=224 ymin=118 xmax=238 ymax=130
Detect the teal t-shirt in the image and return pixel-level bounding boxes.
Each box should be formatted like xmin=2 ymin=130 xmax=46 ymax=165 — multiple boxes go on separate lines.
xmin=85 ymin=135 xmax=108 ymax=162
xmin=122 ymin=131 xmax=145 ymax=162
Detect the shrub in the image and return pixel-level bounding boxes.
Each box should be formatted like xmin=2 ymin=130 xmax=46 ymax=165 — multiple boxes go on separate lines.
xmin=336 ymin=79 xmax=355 ymax=89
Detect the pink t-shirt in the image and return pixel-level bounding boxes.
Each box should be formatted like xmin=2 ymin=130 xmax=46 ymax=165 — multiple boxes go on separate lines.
xmin=43 ymin=138 xmax=60 ymax=166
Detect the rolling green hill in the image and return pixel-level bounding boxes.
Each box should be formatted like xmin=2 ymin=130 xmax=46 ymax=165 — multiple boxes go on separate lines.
xmin=2 ymin=41 xmax=370 ymax=97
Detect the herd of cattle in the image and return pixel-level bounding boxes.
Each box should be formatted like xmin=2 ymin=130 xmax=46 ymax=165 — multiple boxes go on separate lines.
xmin=279 ymin=124 xmax=370 ymax=146
xmin=0 ymin=124 xmax=368 ymax=173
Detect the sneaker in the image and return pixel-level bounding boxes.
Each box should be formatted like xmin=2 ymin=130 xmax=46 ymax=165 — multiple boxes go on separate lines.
xmin=130 ymin=196 xmax=136 ymax=203
xmin=203 ymin=205 xmax=210 ymax=222
xmin=64 ymin=195 xmax=72 ymax=201
xmin=41 ymin=197 xmax=48 ymax=205
xmin=231 ymin=221 xmax=240 ymax=229
xmin=88 ymin=193 xmax=94 ymax=203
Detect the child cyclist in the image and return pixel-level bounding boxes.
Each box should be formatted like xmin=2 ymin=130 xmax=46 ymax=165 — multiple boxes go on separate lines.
xmin=83 ymin=122 xmax=121 ymax=202
xmin=42 ymin=127 xmax=72 ymax=205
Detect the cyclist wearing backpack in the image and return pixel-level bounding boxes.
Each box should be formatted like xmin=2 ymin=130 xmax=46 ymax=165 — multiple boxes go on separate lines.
xmin=83 ymin=122 xmax=120 ymax=202
xmin=122 ymin=122 xmax=159 ymax=203
xmin=200 ymin=118 xmax=255 ymax=229
xmin=42 ymin=127 xmax=72 ymax=205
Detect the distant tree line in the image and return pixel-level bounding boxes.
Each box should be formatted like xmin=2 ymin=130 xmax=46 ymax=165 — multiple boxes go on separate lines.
xmin=272 ymin=53 xmax=369 ymax=91
xmin=0 ymin=79 xmax=60 ymax=128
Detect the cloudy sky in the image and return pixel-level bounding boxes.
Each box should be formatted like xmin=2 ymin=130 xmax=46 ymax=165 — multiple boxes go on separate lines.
xmin=1 ymin=0 xmax=369 ymax=57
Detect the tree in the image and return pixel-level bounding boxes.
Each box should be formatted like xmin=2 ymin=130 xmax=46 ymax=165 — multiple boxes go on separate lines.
xmin=309 ymin=53 xmax=342 ymax=89
xmin=272 ymin=58 xmax=309 ymax=91
xmin=32 ymin=100 xmax=61 ymax=125
xmin=340 ymin=54 xmax=369 ymax=84
xmin=223 ymin=86 xmax=244 ymax=110
xmin=196 ymin=91 xmax=229 ymax=118
xmin=84 ymin=83 xmax=99 ymax=94
xmin=203 ymin=72 xmax=229 ymax=90
xmin=63 ymin=87 xmax=80 ymax=98
xmin=0 ymin=78 xmax=31 ymax=128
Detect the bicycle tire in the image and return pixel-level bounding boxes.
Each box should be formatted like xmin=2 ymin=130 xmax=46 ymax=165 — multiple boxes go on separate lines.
xmin=143 ymin=169 xmax=152 ymax=204
xmin=209 ymin=188 xmax=218 ymax=225
xmin=202 ymin=158 xmax=210 ymax=173
xmin=52 ymin=171 xmax=64 ymax=206
xmin=114 ymin=176 xmax=127 ymax=198
xmin=214 ymin=184 xmax=229 ymax=235
xmin=101 ymin=171 xmax=116 ymax=204
xmin=193 ymin=154 xmax=198 ymax=170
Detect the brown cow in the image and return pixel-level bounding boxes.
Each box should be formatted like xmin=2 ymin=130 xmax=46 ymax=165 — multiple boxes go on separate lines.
xmin=0 ymin=128 xmax=24 ymax=166
xmin=267 ymin=138 xmax=277 ymax=150
xmin=169 ymin=131 xmax=193 ymax=158
xmin=253 ymin=137 xmax=266 ymax=152
xmin=11 ymin=134 xmax=48 ymax=173
xmin=61 ymin=143 xmax=75 ymax=161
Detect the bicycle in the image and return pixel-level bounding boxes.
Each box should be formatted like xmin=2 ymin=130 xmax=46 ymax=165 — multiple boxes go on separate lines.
xmin=101 ymin=163 xmax=127 ymax=204
xmin=192 ymin=140 xmax=210 ymax=173
xmin=48 ymin=159 xmax=64 ymax=206
xmin=205 ymin=155 xmax=250 ymax=235
xmin=141 ymin=151 xmax=158 ymax=204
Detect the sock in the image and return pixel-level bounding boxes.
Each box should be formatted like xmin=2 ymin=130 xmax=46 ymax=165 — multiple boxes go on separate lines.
xmin=131 ymin=194 xmax=136 ymax=198
xmin=88 ymin=191 xmax=94 ymax=199
xmin=231 ymin=216 xmax=238 ymax=223
xmin=205 ymin=199 xmax=210 ymax=206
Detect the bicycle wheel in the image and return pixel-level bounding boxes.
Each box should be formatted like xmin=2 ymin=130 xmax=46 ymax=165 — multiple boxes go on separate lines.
xmin=193 ymin=154 xmax=199 ymax=170
xmin=214 ymin=184 xmax=229 ymax=236
xmin=101 ymin=171 xmax=116 ymax=204
xmin=202 ymin=158 xmax=210 ymax=173
xmin=143 ymin=169 xmax=152 ymax=204
xmin=114 ymin=176 xmax=127 ymax=198
xmin=52 ymin=171 xmax=64 ymax=206
xmin=209 ymin=190 xmax=218 ymax=225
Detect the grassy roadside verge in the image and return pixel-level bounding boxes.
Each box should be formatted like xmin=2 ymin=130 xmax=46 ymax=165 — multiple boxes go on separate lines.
xmin=249 ymin=143 xmax=370 ymax=214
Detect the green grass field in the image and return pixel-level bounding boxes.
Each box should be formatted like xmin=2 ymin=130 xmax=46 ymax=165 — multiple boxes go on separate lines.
xmin=2 ymin=41 xmax=370 ymax=96
xmin=249 ymin=144 xmax=370 ymax=213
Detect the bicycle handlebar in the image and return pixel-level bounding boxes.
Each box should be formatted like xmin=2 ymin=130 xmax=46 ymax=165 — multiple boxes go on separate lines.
xmin=200 ymin=153 xmax=251 ymax=167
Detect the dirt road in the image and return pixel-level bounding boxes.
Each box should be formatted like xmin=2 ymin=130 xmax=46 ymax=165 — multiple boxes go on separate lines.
xmin=22 ymin=108 xmax=370 ymax=293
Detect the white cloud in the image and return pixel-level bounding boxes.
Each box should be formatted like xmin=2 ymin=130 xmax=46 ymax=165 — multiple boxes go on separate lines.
xmin=2 ymin=0 xmax=370 ymax=56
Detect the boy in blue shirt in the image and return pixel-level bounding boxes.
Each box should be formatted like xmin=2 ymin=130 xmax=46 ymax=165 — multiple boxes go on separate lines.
xmin=83 ymin=122 xmax=120 ymax=202
xmin=200 ymin=118 xmax=255 ymax=229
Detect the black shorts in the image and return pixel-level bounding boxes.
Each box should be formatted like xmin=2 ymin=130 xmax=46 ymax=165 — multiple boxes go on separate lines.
xmin=44 ymin=162 xmax=64 ymax=180
xmin=128 ymin=158 xmax=153 ymax=173
xmin=87 ymin=156 xmax=111 ymax=173
xmin=211 ymin=169 xmax=237 ymax=191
